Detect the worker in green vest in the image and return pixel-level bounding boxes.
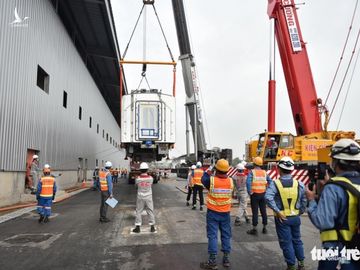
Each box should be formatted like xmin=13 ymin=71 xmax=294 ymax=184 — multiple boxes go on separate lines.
xmin=265 ymin=157 xmax=307 ymax=270
xmin=306 ymin=139 xmax=360 ymax=270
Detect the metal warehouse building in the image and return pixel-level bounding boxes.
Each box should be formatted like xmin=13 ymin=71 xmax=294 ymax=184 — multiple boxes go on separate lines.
xmin=0 ymin=0 xmax=128 ymax=206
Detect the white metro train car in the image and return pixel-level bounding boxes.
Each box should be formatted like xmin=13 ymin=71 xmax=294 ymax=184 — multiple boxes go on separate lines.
xmin=121 ymin=89 xmax=176 ymax=161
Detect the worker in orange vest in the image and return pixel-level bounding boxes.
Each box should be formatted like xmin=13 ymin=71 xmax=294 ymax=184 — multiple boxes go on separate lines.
xmin=36 ymin=164 xmax=57 ymax=223
xmin=246 ymin=156 xmax=272 ymax=235
xmin=200 ymin=159 xmax=234 ymax=269
xmin=186 ymin=165 xmax=196 ymax=206
xmin=98 ymin=161 xmax=113 ymax=223
xmin=192 ymin=161 xmax=205 ymax=210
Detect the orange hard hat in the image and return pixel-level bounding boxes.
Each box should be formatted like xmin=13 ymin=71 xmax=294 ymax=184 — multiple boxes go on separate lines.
xmin=215 ymin=159 xmax=230 ymax=172
xmin=253 ymin=156 xmax=263 ymax=166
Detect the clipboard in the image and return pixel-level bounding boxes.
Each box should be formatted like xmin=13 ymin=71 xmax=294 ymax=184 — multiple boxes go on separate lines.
xmin=105 ymin=197 xmax=118 ymax=208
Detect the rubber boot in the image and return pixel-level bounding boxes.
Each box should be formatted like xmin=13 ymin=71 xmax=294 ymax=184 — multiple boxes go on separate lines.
xmin=245 ymin=217 xmax=250 ymax=224
xmin=186 ymin=202 xmax=190 ymax=206
xmin=200 ymin=254 xmax=218 ymax=270
xmin=200 ymin=261 xmax=218 ymax=270
xmin=192 ymin=206 xmax=196 ymax=210
xmin=234 ymin=218 xmax=242 ymax=226
xmin=297 ymin=260 xmax=305 ymax=270
xmin=43 ymin=216 xmax=49 ymax=223
xmin=247 ymin=227 xmax=258 ymax=235
xmin=150 ymin=225 xmax=156 ymax=233
xmin=286 ymin=265 xmax=296 ymax=270
xmin=222 ymin=253 xmax=230 ymax=268
xmin=262 ymin=226 xmax=268 ymax=234
xmin=132 ymin=225 xmax=140 ymax=233
xmin=200 ymin=206 xmax=203 ymax=211
xmin=99 ymin=217 xmax=110 ymax=223
xmin=38 ymin=215 xmax=44 ymax=223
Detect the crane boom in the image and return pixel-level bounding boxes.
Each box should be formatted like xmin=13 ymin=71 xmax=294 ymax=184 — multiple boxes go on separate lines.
xmin=171 ymin=0 xmax=207 ymax=154
xmin=268 ymin=0 xmax=322 ymax=135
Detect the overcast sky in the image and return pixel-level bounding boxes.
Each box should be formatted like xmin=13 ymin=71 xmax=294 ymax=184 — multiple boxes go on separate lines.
xmin=111 ymin=0 xmax=360 ymax=159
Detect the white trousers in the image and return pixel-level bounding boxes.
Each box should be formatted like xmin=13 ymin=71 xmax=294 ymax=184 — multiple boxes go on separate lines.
xmin=135 ymin=195 xmax=155 ymax=226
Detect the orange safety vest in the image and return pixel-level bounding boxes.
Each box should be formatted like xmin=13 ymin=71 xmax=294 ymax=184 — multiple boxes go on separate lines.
xmin=40 ymin=176 xmax=55 ymax=198
xmin=192 ymin=169 xmax=204 ymax=186
xmin=99 ymin=170 xmax=109 ymax=191
xmin=207 ymin=176 xmax=234 ymax=212
xmin=251 ymin=169 xmax=268 ymax=194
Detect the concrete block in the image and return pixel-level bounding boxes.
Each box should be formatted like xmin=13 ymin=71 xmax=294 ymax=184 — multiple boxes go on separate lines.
xmin=0 ymin=172 xmax=26 ymax=207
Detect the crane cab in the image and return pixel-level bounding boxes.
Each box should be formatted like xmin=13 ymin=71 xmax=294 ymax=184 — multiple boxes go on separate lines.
xmin=246 ymin=132 xmax=341 ymax=166
xmin=246 ymin=132 xmax=296 ymax=163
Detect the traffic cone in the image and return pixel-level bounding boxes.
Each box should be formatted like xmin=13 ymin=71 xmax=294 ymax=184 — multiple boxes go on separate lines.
xmin=82 ymin=179 xmax=86 ymax=188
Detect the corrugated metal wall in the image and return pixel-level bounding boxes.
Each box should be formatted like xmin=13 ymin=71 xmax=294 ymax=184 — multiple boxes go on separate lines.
xmin=0 ymin=0 xmax=126 ymax=171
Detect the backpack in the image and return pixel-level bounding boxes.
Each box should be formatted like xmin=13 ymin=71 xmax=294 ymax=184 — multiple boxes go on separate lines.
xmin=327 ymin=180 xmax=360 ymax=250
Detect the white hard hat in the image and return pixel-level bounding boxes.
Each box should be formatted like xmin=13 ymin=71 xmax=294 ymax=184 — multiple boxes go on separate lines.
xmin=33 ymin=155 xmax=39 ymax=159
xmin=191 ymin=165 xmax=196 ymax=170
xmin=236 ymin=163 xmax=245 ymax=170
xmin=270 ymin=137 xmax=275 ymax=141
xmin=44 ymin=164 xmax=50 ymax=169
xmin=196 ymin=161 xmax=202 ymax=168
xmin=331 ymin=139 xmax=360 ymax=161
xmin=140 ymin=162 xmax=149 ymax=170
xmin=278 ymin=156 xmax=295 ymax=171
xmin=105 ymin=161 xmax=112 ymax=168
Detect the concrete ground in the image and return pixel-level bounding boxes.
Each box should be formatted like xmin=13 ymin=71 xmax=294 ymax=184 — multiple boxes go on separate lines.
xmin=0 ymin=177 xmax=320 ymax=270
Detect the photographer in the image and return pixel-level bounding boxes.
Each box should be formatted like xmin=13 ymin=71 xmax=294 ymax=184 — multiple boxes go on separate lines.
xmin=306 ymin=139 xmax=360 ymax=270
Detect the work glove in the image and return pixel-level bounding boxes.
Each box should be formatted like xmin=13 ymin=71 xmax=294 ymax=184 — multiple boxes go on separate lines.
xmin=36 ymin=195 xmax=40 ymax=200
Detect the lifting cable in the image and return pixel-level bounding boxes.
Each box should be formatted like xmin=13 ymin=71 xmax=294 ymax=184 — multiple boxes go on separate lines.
xmin=329 ymin=26 xmax=360 ymax=123
xmin=324 ymin=0 xmax=359 ymax=107
xmin=120 ymin=0 xmax=176 ymax=92
xmin=122 ymin=5 xmax=145 ymax=60
xmin=151 ymin=4 xmax=175 ymax=63
xmin=336 ymin=47 xmax=360 ymax=130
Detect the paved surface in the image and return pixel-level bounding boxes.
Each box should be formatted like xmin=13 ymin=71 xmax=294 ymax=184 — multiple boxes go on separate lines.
xmin=0 ymin=177 xmax=320 ymax=270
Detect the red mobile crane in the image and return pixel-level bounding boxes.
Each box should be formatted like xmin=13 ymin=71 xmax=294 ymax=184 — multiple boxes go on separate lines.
xmin=268 ymin=0 xmax=322 ymax=135
xmin=246 ymin=0 xmax=355 ymax=182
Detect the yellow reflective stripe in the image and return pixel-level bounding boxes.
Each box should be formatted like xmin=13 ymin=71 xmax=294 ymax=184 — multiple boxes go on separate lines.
xmin=209 ymin=177 xmax=233 ymax=198
xmin=40 ymin=195 xmax=53 ymax=197
xmin=211 ymin=193 xmax=232 ymax=199
xmin=252 ymin=170 xmax=267 ymax=182
xmin=321 ymin=229 xmax=354 ymax=242
xmin=42 ymin=185 xmax=53 ymax=187
xmin=320 ymin=176 xmax=360 ymax=242
xmin=207 ymin=197 xmax=232 ymax=206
